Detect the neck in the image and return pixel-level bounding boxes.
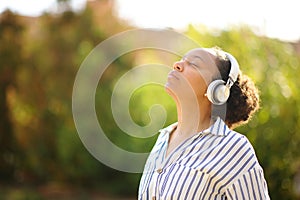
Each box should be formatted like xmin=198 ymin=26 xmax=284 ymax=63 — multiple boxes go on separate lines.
xmin=174 ymin=97 xmax=212 ymax=137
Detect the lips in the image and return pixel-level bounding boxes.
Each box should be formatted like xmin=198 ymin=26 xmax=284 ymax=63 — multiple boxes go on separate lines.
xmin=168 ymin=70 xmax=179 ymax=80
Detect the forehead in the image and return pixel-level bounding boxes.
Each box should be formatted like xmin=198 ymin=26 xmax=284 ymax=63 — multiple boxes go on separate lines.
xmin=184 ymin=48 xmax=221 ymax=80
xmin=184 ymin=48 xmax=218 ymax=71
xmin=184 ymin=48 xmax=217 ymax=62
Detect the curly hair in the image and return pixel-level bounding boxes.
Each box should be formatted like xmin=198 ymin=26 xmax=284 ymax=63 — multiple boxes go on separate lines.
xmin=213 ymin=47 xmax=260 ymax=128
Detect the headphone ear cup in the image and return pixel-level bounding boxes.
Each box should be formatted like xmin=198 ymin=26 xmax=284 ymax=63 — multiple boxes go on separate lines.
xmin=206 ymin=80 xmax=230 ymax=105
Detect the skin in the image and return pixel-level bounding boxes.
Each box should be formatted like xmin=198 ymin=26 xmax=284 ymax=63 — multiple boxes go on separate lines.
xmin=164 ymin=48 xmax=221 ymax=157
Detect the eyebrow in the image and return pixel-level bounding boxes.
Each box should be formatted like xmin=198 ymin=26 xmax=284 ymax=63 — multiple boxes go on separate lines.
xmin=182 ymin=55 xmax=204 ymax=62
xmin=193 ymin=55 xmax=205 ymax=62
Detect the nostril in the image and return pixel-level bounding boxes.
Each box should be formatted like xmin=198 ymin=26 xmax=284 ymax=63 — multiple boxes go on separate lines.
xmin=173 ymin=62 xmax=183 ymax=71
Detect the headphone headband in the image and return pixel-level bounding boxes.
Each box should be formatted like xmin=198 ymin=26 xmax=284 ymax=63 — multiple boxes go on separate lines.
xmin=224 ymin=52 xmax=240 ymax=87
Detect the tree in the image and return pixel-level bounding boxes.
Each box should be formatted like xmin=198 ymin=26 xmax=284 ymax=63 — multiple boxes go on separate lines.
xmin=0 ymin=10 xmax=24 ymax=182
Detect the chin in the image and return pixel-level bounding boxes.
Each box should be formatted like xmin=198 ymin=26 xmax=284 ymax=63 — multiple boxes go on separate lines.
xmin=165 ymin=83 xmax=177 ymax=97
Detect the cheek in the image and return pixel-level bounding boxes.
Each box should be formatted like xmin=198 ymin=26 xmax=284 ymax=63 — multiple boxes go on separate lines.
xmin=188 ymin=73 xmax=208 ymax=95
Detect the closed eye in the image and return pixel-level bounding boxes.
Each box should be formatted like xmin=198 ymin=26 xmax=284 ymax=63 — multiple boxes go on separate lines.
xmin=183 ymin=58 xmax=199 ymax=68
xmin=181 ymin=57 xmax=199 ymax=68
xmin=190 ymin=62 xmax=199 ymax=68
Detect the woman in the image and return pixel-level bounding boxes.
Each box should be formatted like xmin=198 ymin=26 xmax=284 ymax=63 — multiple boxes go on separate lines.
xmin=138 ymin=47 xmax=270 ymax=199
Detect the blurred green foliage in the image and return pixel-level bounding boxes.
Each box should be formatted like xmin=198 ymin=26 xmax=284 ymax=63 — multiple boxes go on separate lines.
xmin=0 ymin=1 xmax=300 ymax=199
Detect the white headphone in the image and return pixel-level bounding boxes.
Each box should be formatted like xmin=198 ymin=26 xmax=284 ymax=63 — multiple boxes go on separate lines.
xmin=206 ymin=52 xmax=240 ymax=105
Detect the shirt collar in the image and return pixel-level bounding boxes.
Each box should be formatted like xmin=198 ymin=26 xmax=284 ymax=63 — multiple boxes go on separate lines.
xmin=159 ymin=117 xmax=231 ymax=137
xmin=159 ymin=122 xmax=178 ymax=136
xmin=203 ymin=117 xmax=231 ymax=136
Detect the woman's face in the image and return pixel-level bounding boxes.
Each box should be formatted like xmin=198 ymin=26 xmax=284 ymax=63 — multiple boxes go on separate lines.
xmin=165 ymin=48 xmax=220 ymax=101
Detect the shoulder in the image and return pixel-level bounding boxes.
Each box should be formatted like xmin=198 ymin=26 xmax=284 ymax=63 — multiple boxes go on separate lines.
xmin=227 ymin=130 xmax=257 ymax=155
xmin=209 ymin=118 xmax=257 ymax=159
xmin=223 ymin=130 xmax=258 ymax=159
xmin=211 ymin=129 xmax=261 ymax=175
xmin=208 ymin=130 xmax=266 ymax=192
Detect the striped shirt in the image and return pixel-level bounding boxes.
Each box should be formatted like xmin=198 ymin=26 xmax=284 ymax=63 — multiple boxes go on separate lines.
xmin=138 ymin=117 xmax=270 ymax=199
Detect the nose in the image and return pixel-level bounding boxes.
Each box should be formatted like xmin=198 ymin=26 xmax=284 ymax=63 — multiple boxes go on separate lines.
xmin=173 ymin=61 xmax=183 ymax=72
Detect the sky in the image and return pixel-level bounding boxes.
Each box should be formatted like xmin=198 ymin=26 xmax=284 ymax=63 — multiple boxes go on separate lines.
xmin=0 ymin=0 xmax=299 ymax=42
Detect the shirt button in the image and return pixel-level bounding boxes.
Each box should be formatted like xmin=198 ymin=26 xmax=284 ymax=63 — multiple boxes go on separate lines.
xmin=157 ymin=168 xmax=163 ymax=174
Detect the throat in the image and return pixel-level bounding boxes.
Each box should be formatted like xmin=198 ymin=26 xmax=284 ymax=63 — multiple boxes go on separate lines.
xmin=165 ymin=117 xmax=211 ymax=158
